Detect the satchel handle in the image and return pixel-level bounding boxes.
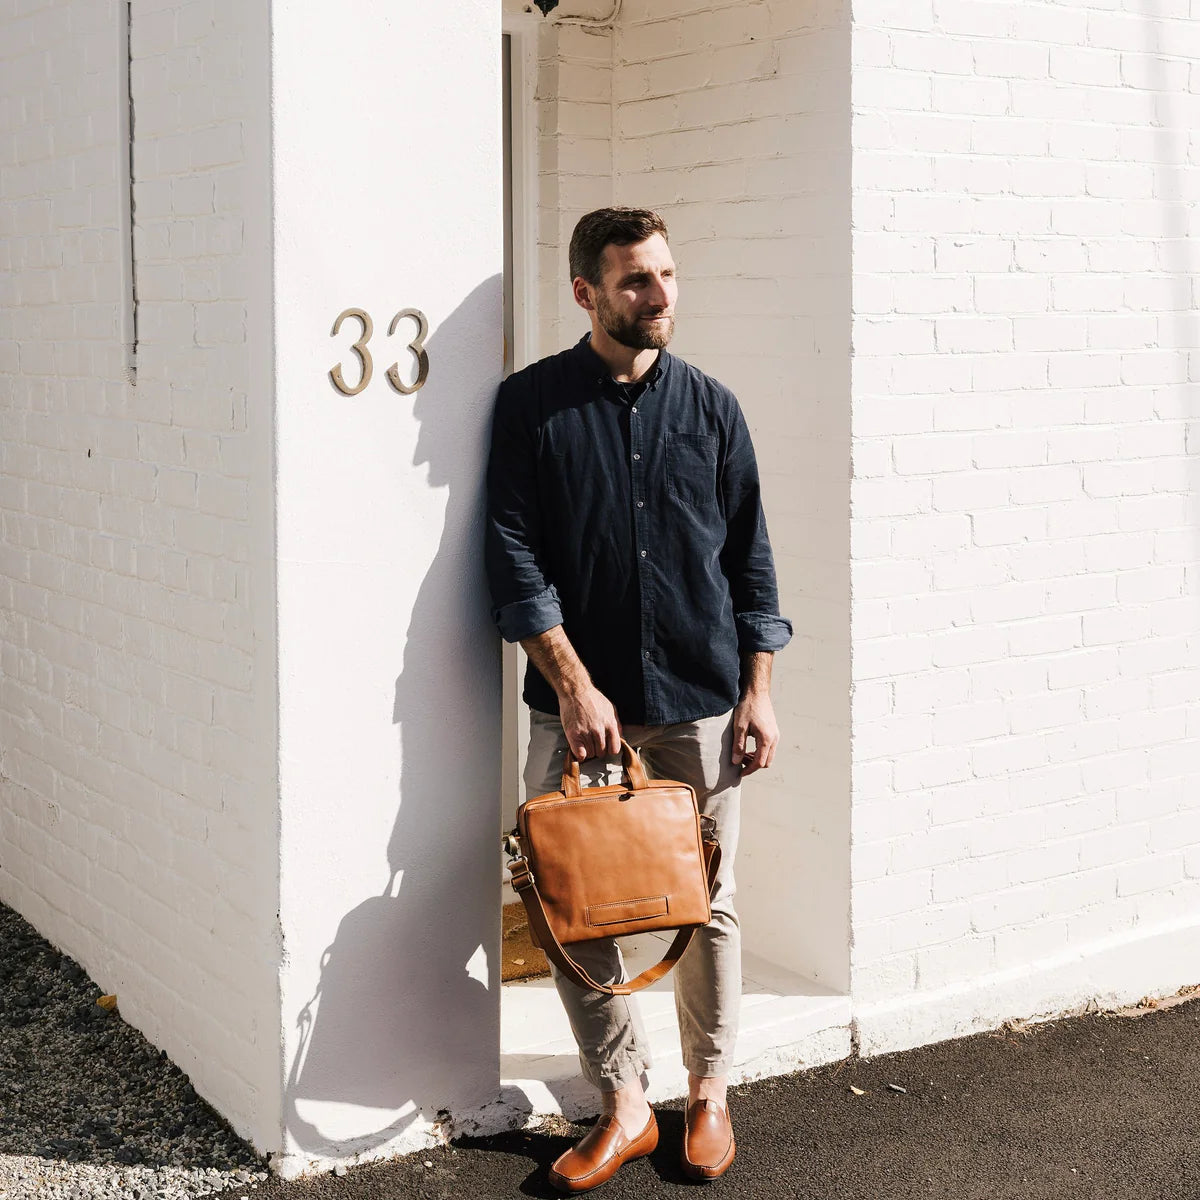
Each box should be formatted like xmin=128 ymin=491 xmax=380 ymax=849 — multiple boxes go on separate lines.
xmin=560 ymin=738 xmax=649 ymax=798
xmin=508 ymin=836 xmax=721 ymax=997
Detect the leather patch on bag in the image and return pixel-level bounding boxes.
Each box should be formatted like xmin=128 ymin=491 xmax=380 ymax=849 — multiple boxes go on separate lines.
xmin=586 ymin=896 xmax=669 ymax=927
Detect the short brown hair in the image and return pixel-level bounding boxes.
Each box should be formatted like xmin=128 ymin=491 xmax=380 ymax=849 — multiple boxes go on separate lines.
xmin=569 ymin=207 xmax=669 ymax=285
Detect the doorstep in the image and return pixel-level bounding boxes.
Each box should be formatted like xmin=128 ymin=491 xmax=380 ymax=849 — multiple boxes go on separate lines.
xmin=499 ymin=929 xmax=852 ymax=1120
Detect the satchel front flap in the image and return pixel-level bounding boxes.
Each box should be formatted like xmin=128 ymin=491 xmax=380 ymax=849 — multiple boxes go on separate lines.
xmin=517 ymin=779 xmax=708 ymax=908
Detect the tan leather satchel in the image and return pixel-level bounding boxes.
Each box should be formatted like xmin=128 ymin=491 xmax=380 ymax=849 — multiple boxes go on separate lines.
xmin=505 ymin=740 xmax=721 ymax=995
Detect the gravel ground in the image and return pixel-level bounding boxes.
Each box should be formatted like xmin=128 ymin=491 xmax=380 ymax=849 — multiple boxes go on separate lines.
xmin=0 ymin=903 xmax=268 ymax=1200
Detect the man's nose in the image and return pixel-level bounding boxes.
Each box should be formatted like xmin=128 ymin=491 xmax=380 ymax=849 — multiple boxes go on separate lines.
xmin=647 ymin=275 xmax=673 ymax=309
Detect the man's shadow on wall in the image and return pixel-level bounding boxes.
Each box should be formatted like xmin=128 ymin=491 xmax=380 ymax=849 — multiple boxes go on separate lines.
xmin=283 ymin=277 xmax=504 ymax=1160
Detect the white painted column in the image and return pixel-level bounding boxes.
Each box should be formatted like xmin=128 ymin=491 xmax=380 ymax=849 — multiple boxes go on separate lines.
xmin=271 ymin=1 xmax=503 ymax=1175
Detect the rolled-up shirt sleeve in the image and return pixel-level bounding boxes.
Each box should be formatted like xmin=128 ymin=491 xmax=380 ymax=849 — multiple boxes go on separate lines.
xmin=720 ymin=402 xmax=793 ymax=654
xmin=493 ymin=584 xmax=563 ymax=644
xmin=734 ymin=610 xmax=793 ymax=652
xmin=485 ymin=378 xmax=564 ymax=643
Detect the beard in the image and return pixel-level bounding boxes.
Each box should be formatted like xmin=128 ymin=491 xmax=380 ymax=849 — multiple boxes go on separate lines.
xmin=594 ymin=290 xmax=675 ymax=350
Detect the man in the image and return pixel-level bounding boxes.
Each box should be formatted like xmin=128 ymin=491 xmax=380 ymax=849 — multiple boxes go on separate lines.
xmin=486 ymin=208 xmax=791 ymax=1192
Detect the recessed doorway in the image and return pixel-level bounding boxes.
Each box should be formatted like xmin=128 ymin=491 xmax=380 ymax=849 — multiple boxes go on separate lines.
xmin=496 ymin=4 xmax=852 ymax=1122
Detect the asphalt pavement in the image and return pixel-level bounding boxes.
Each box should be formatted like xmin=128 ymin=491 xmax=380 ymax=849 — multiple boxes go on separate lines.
xmin=213 ymin=989 xmax=1200 ymax=1200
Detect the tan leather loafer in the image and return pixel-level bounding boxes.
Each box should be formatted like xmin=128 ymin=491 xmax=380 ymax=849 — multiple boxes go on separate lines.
xmin=548 ymin=1110 xmax=658 ymax=1193
xmin=682 ymin=1099 xmax=735 ymax=1180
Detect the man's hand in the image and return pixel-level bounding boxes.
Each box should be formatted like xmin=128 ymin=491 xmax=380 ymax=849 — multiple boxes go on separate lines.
xmin=732 ymin=651 xmax=778 ymax=774
xmin=732 ymin=690 xmax=778 ymax=774
xmin=520 ymin=625 xmax=621 ymax=760
xmin=560 ymin=685 xmax=622 ymax=761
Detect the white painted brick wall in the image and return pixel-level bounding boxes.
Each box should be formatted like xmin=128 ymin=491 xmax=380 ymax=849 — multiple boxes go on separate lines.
xmin=850 ymin=0 xmax=1200 ymax=1020
xmin=0 ymin=0 xmax=277 ymax=1150
xmin=535 ymin=18 xmax=615 ymax=356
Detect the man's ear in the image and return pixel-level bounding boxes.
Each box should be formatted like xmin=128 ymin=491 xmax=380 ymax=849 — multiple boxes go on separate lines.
xmin=572 ymin=276 xmax=595 ymax=313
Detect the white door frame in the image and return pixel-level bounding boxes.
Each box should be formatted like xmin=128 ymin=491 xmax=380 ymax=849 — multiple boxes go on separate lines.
xmin=503 ymin=14 xmax=539 ymax=374
xmin=500 ymin=14 xmax=539 ymax=831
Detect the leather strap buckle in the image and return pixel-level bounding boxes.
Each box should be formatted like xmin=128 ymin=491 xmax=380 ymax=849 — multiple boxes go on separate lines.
xmin=508 ymin=855 xmax=534 ymax=892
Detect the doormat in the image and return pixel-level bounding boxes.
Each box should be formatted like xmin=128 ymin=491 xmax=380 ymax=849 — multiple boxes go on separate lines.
xmin=502 ymin=902 xmax=550 ymax=982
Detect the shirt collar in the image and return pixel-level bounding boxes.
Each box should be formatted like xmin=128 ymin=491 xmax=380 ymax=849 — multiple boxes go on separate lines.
xmin=574 ymin=334 xmax=668 ymax=391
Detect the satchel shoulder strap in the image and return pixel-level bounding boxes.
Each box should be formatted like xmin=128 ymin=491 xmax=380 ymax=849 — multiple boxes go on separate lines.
xmin=508 ymin=837 xmax=722 ymax=997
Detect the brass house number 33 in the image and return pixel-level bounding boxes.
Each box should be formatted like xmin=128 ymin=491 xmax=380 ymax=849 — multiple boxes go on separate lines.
xmin=329 ymin=307 xmax=430 ymax=396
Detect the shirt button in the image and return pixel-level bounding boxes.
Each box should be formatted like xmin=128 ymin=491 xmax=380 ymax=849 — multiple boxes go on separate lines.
xmin=644 ymin=650 xmax=652 ymax=660
xmin=636 ymin=501 xmax=645 ymax=508
xmin=631 ymin=406 xmax=638 ymax=414
xmin=640 ymin=549 xmax=648 ymax=558
xmin=632 ymin=452 xmax=641 ymax=461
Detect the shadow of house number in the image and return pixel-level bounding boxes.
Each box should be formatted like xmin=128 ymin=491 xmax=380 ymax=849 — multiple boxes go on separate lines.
xmin=329 ymin=307 xmax=430 ymax=396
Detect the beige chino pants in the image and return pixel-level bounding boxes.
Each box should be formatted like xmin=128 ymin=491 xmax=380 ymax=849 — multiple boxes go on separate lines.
xmin=523 ymin=710 xmax=743 ymax=1092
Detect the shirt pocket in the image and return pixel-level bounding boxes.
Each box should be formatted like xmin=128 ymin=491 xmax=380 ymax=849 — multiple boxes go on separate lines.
xmin=665 ymin=433 xmax=719 ymax=509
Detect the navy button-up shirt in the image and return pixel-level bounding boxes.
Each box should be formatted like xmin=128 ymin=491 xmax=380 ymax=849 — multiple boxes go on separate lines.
xmin=485 ymin=335 xmax=792 ymax=726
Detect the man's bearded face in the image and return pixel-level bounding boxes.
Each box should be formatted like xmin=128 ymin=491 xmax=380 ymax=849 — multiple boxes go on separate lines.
xmin=590 ymin=234 xmax=678 ymax=351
